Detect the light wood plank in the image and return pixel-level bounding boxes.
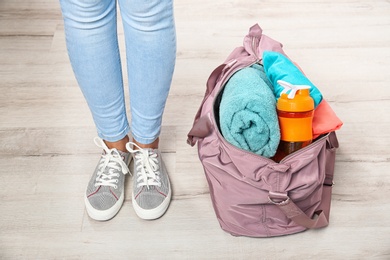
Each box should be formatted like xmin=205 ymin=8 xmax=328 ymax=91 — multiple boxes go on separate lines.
xmin=1 ymin=0 xmax=390 ymax=259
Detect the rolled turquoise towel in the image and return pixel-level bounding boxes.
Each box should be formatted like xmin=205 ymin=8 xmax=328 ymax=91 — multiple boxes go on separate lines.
xmin=219 ymin=64 xmax=280 ymax=158
xmin=262 ymin=51 xmax=323 ymax=107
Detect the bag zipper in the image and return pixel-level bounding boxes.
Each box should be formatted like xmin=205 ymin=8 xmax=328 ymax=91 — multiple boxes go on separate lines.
xmin=279 ymin=133 xmax=330 ymax=163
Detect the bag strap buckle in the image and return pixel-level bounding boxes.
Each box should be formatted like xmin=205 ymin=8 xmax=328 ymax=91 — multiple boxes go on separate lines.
xmin=268 ymin=191 xmax=289 ymax=206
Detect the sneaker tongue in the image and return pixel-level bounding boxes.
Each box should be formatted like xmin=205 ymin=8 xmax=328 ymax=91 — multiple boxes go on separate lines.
xmin=145 ymin=148 xmax=158 ymax=155
xmin=101 ymin=148 xmax=129 ymax=157
xmin=118 ymin=149 xmax=129 ymax=156
xmin=118 ymin=150 xmax=131 ymax=162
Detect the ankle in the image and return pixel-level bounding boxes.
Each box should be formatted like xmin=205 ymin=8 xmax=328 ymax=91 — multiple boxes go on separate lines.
xmin=104 ymin=136 xmax=129 ymax=152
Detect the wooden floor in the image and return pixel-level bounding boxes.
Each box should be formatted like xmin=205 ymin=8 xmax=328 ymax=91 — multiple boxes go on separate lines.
xmin=1 ymin=0 xmax=390 ymax=259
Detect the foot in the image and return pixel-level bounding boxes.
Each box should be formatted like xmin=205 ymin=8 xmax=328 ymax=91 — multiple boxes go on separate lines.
xmin=84 ymin=137 xmax=131 ymax=221
xmin=126 ymin=142 xmax=172 ymax=220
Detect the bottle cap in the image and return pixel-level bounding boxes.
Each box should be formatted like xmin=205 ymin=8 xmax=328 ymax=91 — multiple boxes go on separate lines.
xmin=276 ymin=81 xmax=314 ymax=112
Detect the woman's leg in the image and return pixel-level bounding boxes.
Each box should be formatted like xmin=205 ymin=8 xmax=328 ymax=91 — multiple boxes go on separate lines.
xmin=60 ymin=0 xmax=131 ymax=221
xmin=119 ymin=0 xmax=176 ymax=220
xmin=118 ymin=0 xmax=176 ymax=146
xmin=60 ymin=0 xmax=130 ymax=145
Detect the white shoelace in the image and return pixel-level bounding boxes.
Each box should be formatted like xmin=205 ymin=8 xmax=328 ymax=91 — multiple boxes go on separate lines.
xmin=94 ymin=137 xmax=130 ymax=189
xmin=126 ymin=142 xmax=161 ymax=189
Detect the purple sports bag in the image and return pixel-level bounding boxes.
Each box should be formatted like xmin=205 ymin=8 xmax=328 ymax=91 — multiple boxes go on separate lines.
xmin=187 ymin=24 xmax=339 ymax=237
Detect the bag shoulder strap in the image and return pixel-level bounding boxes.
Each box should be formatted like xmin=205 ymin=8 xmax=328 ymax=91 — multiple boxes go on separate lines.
xmin=269 ymin=132 xmax=338 ymax=229
xmin=186 ymin=56 xmax=253 ymax=146
xmin=186 ymin=63 xmax=226 ymax=147
xmin=269 ymin=193 xmax=330 ymax=229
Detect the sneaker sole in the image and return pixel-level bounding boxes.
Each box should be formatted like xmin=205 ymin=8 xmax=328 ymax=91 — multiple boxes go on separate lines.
xmin=132 ymin=184 xmax=172 ymax=220
xmin=84 ymin=191 xmax=124 ymax=221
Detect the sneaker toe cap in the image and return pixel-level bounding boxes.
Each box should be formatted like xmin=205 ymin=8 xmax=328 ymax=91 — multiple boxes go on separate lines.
xmin=87 ymin=191 xmax=119 ymax=211
xmin=135 ymin=188 xmax=167 ymax=210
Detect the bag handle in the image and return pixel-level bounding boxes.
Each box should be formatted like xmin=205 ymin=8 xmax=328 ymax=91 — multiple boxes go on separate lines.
xmin=187 ymin=61 xmax=237 ymax=146
xmin=187 ymin=113 xmax=213 ymax=146
xmin=186 ymin=64 xmax=225 ymax=146
xmin=269 ymin=132 xmax=338 ymax=229
xmin=205 ymin=64 xmax=227 ymax=97
xmin=243 ymin=24 xmax=286 ymax=61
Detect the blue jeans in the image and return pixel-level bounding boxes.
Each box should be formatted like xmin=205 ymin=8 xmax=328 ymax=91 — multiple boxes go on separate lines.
xmin=60 ymin=0 xmax=176 ymax=144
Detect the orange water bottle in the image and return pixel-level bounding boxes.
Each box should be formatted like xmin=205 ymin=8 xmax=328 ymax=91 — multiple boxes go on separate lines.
xmin=273 ymin=80 xmax=314 ymax=162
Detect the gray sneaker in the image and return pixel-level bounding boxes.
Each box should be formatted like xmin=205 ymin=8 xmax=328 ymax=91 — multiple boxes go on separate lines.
xmin=84 ymin=137 xmax=131 ymax=221
xmin=126 ymin=142 xmax=172 ymax=220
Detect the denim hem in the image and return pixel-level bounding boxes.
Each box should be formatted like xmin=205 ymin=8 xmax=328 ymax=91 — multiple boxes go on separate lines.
xmin=98 ymin=125 xmax=131 ymax=142
xmin=131 ymin=131 xmax=160 ymax=145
